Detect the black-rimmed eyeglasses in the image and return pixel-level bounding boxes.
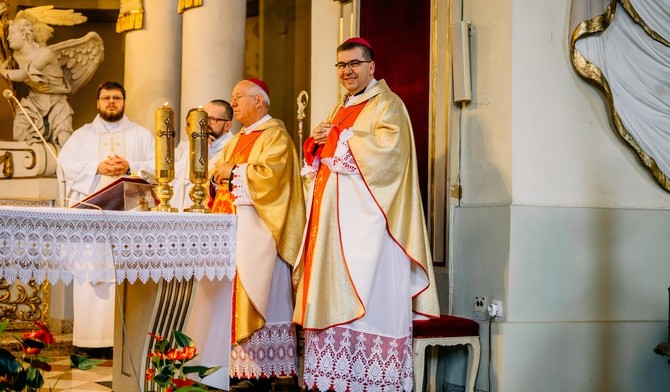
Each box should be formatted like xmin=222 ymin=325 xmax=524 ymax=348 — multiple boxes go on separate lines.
xmin=208 ymin=116 xmax=230 ymax=124
xmin=335 ymin=60 xmax=372 ymax=71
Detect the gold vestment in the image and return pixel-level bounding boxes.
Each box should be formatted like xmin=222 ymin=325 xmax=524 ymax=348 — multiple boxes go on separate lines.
xmin=293 ymin=80 xmax=440 ymax=330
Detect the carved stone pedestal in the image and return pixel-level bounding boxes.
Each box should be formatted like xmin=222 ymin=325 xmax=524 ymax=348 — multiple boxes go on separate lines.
xmin=0 ymin=140 xmax=60 ymax=331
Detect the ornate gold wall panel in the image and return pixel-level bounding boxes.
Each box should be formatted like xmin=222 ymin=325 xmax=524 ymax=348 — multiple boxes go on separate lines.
xmin=0 ymin=278 xmax=50 ymax=331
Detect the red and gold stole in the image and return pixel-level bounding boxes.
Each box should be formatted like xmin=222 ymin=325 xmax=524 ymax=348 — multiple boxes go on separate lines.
xmin=298 ymin=102 xmax=367 ymax=323
xmin=210 ymin=130 xmax=264 ymax=343
xmin=211 ymin=131 xmax=262 ymax=214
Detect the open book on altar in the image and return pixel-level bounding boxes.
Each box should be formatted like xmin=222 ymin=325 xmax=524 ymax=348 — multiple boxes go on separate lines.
xmin=72 ymin=175 xmax=156 ymax=211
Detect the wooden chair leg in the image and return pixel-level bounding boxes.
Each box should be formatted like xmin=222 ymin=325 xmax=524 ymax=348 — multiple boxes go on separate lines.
xmin=427 ymin=345 xmax=439 ymax=392
xmin=465 ymin=339 xmax=481 ymax=392
xmin=413 ymin=341 xmax=426 ymax=392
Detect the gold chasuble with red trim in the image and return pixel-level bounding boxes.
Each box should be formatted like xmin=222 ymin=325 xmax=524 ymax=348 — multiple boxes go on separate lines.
xmin=212 ymin=119 xmax=305 ymax=344
xmin=297 ymin=102 xmax=366 ymax=324
xmin=211 ymin=131 xmax=262 ymax=343
xmin=293 ymin=80 xmax=440 ymax=330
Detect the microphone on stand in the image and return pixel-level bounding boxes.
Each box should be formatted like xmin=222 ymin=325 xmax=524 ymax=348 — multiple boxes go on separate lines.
xmin=3 ymin=89 xmax=68 ymax=207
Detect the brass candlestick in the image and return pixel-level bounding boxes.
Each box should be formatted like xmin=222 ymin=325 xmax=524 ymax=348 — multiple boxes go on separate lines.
xmin=151 ymin=102 xmax=178 ymax=212
xmin=185 ymin=108 xmax=210 ymax=213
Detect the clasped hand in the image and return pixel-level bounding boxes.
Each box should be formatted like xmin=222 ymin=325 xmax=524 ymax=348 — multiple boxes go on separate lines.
xmin=311 ymin=121 xmax=334 ymax=146
xmin=212 ymin=161 xmax=236 ymax=185
xmin=98 ymin=154 xmax=129 ymax=176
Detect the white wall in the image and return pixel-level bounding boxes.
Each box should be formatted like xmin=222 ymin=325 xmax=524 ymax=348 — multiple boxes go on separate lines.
xmin=458 ymin=0 xmax=513 ymax=207
xmin=310 ymin=1 xmax=670 ymax=391
xmin=510 ymin=0 xmax=670 ymax=209
xmin=452 ymin=0 xmax=670 ymax=391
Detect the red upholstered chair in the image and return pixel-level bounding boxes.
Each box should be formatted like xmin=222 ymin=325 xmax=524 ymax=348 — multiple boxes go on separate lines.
xmin=412 ymin=315 xmax=480 ymax=392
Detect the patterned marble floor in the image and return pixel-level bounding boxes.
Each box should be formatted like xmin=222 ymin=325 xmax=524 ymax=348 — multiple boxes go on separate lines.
xmin=41 ymin=356 xmax=113 ymax=392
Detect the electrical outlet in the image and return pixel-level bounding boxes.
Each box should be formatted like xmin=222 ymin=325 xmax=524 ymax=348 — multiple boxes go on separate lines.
xmin=474 ymin=296 xmax=486 ymax=313
xmin=488 ymin=299 xmax=503 ymax=318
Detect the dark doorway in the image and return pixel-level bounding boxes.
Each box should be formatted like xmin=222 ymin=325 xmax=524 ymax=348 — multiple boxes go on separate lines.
xmin=360 ymin=0 xmax=431 ymax=205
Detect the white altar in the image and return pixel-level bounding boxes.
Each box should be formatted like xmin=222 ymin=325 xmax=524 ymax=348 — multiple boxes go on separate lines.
xmin=0 ymin=206 xmax=236 ymax=391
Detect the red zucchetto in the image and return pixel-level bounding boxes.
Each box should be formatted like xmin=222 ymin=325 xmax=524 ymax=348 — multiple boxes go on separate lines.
xmin=246 ymin=78 xmax=270 ymax=97
xmin=342 ymin=37 xmax=373 ymax=50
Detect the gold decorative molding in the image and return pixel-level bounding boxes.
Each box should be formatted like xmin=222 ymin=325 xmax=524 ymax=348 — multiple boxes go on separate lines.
xmin=0 ymin=151 xmax=12 ymax=178
xmin=117 ymin=0 xmax=144 ymax=33
xmin=427 ymin=0 xmax=450 ymax=265
xmin=178 ymin=0 xmax=203 ymax=14
xmin=620 ymin=0 xmax=670 ymax=46
xmin=570 ymin=0 xmax=670 ymax=191
xmin=0 ymin=278 xmax=50 ymax=331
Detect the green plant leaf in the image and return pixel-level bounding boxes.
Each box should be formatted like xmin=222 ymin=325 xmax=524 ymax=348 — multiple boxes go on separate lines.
xmin=200 ymin=365 xmax=221 ymax=378
xmin=0 ymin=320 xmax=8 ymax=334
xmin=16 ymin=337 xmax=45 ymax=349
xmin=70 ymin=355 xmax=104 ymax=370
xmin=25 ymin=365 xmax=44 ymax=390
xmin=173 ymin=386 xmax=208 ymax=392
xmin=155 ymin=339 xmax=170 ymax=352
xmin=181 ymin=365 xmax=221 ymax=378
xmin=11 ymin=368 xmax=28 ymax=391
xmin=29 ymin=357 xmax=52 ymax=372
xmin=152 ymin=372 xmax=171 ymax=386
xmin=173 ymin=330 xmax=194 ymax=348
xmin=181 ymin=365 xmax=208 ymax=375
xmin=0 ymin=348 xmax=22 ymax=374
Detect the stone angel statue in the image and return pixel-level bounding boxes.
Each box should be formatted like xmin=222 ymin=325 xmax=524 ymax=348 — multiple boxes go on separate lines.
xmin=0 ymin=5 xmax=104 ymax=147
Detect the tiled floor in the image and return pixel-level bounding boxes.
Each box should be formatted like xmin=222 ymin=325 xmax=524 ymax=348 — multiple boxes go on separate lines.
xmin=42 ymin=356 xmax=113 ymax=392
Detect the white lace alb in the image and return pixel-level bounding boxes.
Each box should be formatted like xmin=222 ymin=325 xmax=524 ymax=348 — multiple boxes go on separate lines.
xmin=303 ymin=326 xmax=413 ymax=392
xmin=231 ymin=163 xmax=252 ymax=206
xmin=321 ymin=129 xmax=359 ymax=175
xmin=229 ymin=322 xmax=297 ymax=379
xmin=0 ymin=206 xmax=236 ymax=285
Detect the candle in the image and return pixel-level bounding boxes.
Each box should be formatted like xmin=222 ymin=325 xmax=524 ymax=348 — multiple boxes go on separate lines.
xmin=188 ymin=108 xmax=208 ymax=182
xmin=155 ymin=103 xmax=175 ymax=179
xmin=151 ymin=102 xmax=178 ymax=212
xmin=184 ymin=107 xmax=211 ymax=213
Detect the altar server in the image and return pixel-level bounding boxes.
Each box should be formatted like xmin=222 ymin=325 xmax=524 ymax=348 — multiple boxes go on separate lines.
xmin=59 ymin=81 xmax=154 ymax=352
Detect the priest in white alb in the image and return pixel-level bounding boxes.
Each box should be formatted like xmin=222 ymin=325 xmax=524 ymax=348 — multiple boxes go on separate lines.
xmin=292 ymin=38 xmax=440 ymax=392
xmin=172 ymin=99 xmax=234 ymax=211
xmin=186 ymin=78 xmax=304 ymax=391
xmin=58 ymin=81 xmax=155 ymax=351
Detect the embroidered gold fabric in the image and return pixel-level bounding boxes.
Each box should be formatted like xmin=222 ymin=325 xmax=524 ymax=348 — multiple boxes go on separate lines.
xmin=217 ymin=119 xmax=306 ymax=268
xmin=117 ymin=0 xmax=144 ymax=33
xmin=215 ymin=119 xmax=305 ymax=338
xmin=293 ymin=80 xmax=440 ymax=330
xmin=178 ymin=0 xmax=203 ymax=14
xmin=233 ymin=275 xmax=264 ymax=343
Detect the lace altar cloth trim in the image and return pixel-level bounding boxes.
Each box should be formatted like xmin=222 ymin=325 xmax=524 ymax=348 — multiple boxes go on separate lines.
xmin=230 ymin=323 xmax=297 ymax=379
xmin=303 ymin=326 xmax=413 ymax=392
xmin=0 ymin=206 xmax=236 ymax=285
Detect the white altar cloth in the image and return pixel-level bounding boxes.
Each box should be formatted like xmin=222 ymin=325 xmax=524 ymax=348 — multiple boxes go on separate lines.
xmin=0 ymin=206 xmax=236 ymax=285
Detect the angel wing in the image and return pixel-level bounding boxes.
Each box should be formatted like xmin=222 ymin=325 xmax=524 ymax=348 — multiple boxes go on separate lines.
xmin=49 ymin=32 xmax=104 ymax=95
xmin=15 ymin=5 xmax=87 ymax=46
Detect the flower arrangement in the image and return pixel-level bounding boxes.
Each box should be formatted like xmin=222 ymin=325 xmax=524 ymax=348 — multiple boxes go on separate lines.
xmin=0 ymin=320 xmax=101 ymax=392
xmin=0 ymin=320 xmax=55 ymax=392
xmin=146 ymin=330 xmax=221 ymax=392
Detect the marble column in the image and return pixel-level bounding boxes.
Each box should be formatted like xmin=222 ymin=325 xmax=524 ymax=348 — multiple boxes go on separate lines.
xmin=124 ymin=0 xmax=182 ymax=132
xmin=180 ymin=1 xmax=246 ymax=139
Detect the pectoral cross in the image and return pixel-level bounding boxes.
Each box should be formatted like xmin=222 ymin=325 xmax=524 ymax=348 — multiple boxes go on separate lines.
xmin=104 ymin=135 xmax=121 ymax=154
